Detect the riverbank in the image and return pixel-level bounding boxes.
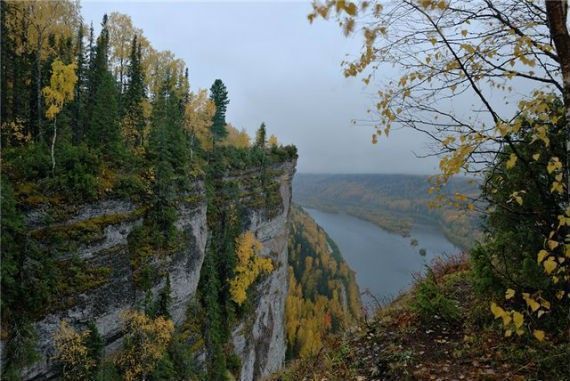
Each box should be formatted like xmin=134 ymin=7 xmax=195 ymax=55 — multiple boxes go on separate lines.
xmin=270 ymin=254 xmax=570 ymax=380
xmin=293 ymin=173 xmax=480 ymax=251
xmin=304 ymin=207 xmax=458 ymax=309
xmin=298 ymin=200 xmax=475 ymax=251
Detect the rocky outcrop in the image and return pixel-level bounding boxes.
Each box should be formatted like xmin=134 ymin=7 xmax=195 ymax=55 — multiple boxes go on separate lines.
xmin=232 ymin=161 xmax=295 ymax=381
xmin=20 ymin=188 xmax=208 ymax=380
xmin=9 ymin=160 xmax=295 ymax=381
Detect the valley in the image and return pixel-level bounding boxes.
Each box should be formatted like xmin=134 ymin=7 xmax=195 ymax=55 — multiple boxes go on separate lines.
xmin=304 ymin=207 xmax=458 ymax=310
xmin=294 ymin=173 xmax=481 ymax=250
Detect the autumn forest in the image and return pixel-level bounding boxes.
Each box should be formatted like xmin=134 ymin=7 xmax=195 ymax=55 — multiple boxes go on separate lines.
xmin=2 ymin=0 xmax=570 ymax=381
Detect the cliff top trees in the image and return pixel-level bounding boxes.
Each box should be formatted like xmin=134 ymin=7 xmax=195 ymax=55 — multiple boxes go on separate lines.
xmin=85 ymin=14 xmax=121 ymax=153
xmin=107 ymin=12 xmax=141 ymax=91
xmin=268 ymin=134 xmax=279 ymax=148
xmin=255 ymin=122 xmax=267 ymax=148
xmin=122 ymin=35 xmax=147 ymax=148
xmin=3 ymin=0 xmax=80 ymax=139
xmin=224 ymin=124 xmax=251 ymax=148
xmin=209 ymin=79 xmax=230 ymax=145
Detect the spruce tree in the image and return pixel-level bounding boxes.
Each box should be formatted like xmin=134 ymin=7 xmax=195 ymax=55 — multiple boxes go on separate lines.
xmin=123 ymin=35 xmax=146 ymax=147
xmin=255 ymin=122 xmax=267 ymax=148
xmin=71 ymin=23 xmax=85 ymax=144
xmin=147 ymin=73 xmax=188 ymax=240
xmin=209 ymin=79 xmax=229 ymax=146
xmin=85 ymin=15 xmax=120 ymax=153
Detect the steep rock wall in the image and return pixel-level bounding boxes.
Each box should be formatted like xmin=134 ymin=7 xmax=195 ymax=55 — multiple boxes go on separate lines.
xmin=21 ymin=189 xmax=208 ymax=380
xmin=8 ymin=160 xmax=295 ymax=381
xmin=232 ymin=161 xmax=295 ymax=381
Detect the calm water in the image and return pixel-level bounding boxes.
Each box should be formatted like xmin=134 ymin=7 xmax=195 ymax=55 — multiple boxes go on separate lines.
xmin=304 ymin=208 xmax=459 ymax=311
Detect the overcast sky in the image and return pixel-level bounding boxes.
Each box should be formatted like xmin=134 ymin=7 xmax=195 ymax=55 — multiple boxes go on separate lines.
xmin=81 ymin=1 xmax=440 ymax=174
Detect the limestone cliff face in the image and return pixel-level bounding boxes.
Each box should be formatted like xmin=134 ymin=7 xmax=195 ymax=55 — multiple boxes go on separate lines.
xmin=232 ymin=161 xmax=295 ymax=381
xmin=10 ymin=160 xmax=295 ymax=381
xmin=21 ymin=191 xmax=208 ymax=380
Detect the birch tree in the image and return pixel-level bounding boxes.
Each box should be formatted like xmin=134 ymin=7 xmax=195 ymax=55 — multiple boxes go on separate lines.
xmin=42 ymin=59 xmax=77 ymax=173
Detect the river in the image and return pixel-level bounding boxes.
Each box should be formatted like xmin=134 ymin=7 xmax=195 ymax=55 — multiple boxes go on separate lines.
xmin=304 ymin=208 xmax=459 ymax=311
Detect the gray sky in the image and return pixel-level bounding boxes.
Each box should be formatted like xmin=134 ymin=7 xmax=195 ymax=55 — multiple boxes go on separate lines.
xmin=81 ymin=1 xmax=439 ymax=174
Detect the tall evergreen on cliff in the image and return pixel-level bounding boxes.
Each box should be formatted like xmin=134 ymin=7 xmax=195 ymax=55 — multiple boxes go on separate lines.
xmin=71 ymin=23 xmax=86 ymax=144
xmin=209 ymin=79 xmax=229 ymax=146
xmin=123 ymin=35 xmax=146 ymax=147
xmin=85 ymin=14 xmax=120 ymax=152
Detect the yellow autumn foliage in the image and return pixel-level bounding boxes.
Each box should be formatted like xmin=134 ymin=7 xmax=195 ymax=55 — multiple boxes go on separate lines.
xmin=223 ymin=124 xmax=251 ymax=149
xmin=42 ymin=59 xmax=77 ymax=120
xmin=268 ymin=134 xmax=279 ymax=147
xmin=184 ymin=89 xmax=216 ymax=151
xmin=229 ymin=231 xmax=273 ymax=305
xmin=115 ymin=310 xmax=174 ymax=381
xmin=53 ymin=321 xmax=96 ymax=380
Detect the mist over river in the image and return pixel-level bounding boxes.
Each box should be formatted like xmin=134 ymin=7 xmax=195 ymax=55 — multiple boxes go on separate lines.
xmin=304 ymin=208 xmax=459 ymax=312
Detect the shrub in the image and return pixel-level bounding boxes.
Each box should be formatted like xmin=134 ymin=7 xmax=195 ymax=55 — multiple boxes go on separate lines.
xmin=411 ymin=272 xmax=460 ymax=323
xmin=46 ymin=143 xmax=100 ymax=201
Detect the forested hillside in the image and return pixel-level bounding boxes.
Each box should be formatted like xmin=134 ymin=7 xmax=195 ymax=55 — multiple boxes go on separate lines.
xmin=1 ymin=2 xmax=297 ymax=380
xmin=286 ymin=206 xmax=361 ymax=359
xmin=294 ymin=174 xmax=480 ymax=249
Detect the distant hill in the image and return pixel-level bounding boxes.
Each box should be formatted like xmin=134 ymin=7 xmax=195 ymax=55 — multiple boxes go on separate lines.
xmin=293 ymin=173 xmax=481 ymax=249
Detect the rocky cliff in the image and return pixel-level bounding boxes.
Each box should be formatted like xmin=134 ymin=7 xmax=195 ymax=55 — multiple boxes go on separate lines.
xmin=6 ymin=160 xmax=295 ymax=381
xmin=231 ymin=161 xmax=294 ymax=381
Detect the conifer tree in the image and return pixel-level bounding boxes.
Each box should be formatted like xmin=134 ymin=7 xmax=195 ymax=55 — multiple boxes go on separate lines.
xmin=85 ymin=15 xmax=120 ymax=153
xmin=255 ymin=122 xmax=267 ymax=148
xmin=147 ymin=73 xmax=188 ymax=239
xmin=71 ymin=23 xmax=85 ymax=144
xmin=209 ymin=79 xmax=229 ymax=146
xmin=123 ymin=35 xmax=146 ymax=147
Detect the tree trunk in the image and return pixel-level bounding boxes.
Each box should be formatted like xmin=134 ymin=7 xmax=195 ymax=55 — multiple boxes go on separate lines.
xmin=51 ymin=117 xmax=57 ymax=174
xmin=545 ymin=0 xmax=570 ymax=204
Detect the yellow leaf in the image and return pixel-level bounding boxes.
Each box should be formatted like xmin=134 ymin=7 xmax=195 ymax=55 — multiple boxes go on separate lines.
xmin=345 ymin=2 xmax=358 ymax=16
xmin=505 ymin=288 xmax=515 ymax=300
xmin=523 ymin=295 xmax=540 ymax=312
xmin=490 ymin=302 xmax=506 ymax=319
xmin=504 ymin=329 xmax=512 ymax=337
xmin=556 ymin=290 xmax=565 ymax=300
xmin=547 ymin=157 xmax=561 ymax=174
xmin=512 ymin=311 xmax=524 ymax=329
xmin=532 ymin=153 xmax=540 ymax=161
xmin=506 ymin=153 xmax=517 ymax=169
xmin=533 ymin=330 xmax=545 ymax=341
xmin=501 ymin=313 xmax=512 ymax=327
xmin=537 ymin=250 xmax=548 ymax=264
xmin=543 ymin=257 xmax=557 ymax=274
xmin=547 ymin=240 xmax=559 ymax=250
